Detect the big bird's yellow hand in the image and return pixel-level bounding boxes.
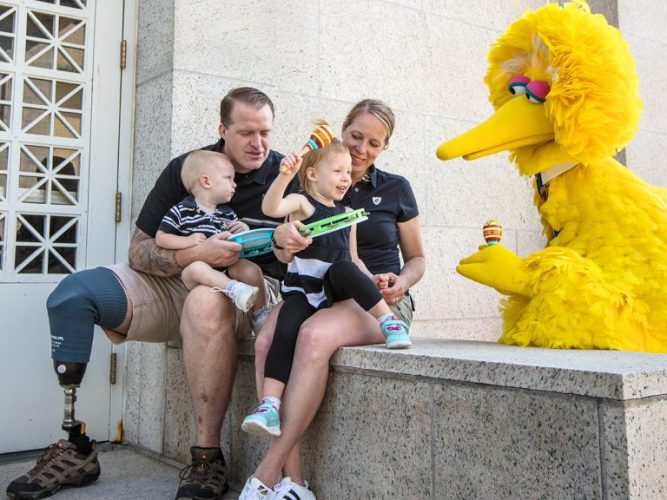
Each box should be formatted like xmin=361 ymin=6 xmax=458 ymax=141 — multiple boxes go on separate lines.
xmin=457 ymin=244 xmax=530 ymax=297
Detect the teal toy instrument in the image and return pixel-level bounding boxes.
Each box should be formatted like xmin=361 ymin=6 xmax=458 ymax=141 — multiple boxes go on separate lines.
xmin=228 ymin=228 xmax=274 ymax=258
xmin=298 ymin=208 xmax=369 ymax=238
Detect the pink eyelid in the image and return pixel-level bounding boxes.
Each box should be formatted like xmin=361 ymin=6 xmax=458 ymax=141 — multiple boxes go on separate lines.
xmin=509 ymin=75 xmax=530 ymax=86
xmin=508 ymin=75 xmax=551 ymax=101
xmin=526 ymin=80 xmax=550 ymax=100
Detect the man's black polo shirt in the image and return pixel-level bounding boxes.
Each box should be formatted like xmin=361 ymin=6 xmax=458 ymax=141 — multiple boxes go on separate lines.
xmin=135 ymin=139 xmax=293 ymax=280
xmin=342 ymin=165 xmax=419 ymax=276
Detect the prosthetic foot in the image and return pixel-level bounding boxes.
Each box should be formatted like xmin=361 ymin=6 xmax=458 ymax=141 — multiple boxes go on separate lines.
xmin=5 ymin=361 xmax=100 ymax=499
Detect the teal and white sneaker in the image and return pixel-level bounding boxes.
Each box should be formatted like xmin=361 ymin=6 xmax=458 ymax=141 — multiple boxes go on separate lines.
xmin=241 ymin=401 xmax=281 ymax=437
xmin=272 ymin=476 xmax=316 ymax=500
xmin=239 ymin=476 xmax=273 ymax=500
xmin=380 ymin=315 xmax=412 ymax=349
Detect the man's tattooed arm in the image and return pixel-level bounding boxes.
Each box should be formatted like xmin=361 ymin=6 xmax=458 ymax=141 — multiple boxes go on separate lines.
xmin=128 ymin=228 xmax=182 ymax=277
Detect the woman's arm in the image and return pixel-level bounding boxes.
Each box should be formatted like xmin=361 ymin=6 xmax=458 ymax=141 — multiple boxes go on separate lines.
xmin=350 ymin=224 xmax=373 ymax=278
xmin=381 ymin=217 xmax=425 ymax=302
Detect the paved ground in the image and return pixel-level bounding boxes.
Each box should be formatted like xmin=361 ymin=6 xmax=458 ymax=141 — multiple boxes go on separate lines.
xmin=0 ymin=444 xmax=240 ymax=499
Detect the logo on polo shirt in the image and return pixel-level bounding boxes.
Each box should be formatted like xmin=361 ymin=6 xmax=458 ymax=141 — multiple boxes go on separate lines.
xmin=372 ymin=197 xmax=382 ymax=205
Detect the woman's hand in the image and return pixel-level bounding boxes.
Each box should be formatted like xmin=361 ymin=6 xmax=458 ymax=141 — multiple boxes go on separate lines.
xmin=379 ymin=272 xmax=407 ymax=304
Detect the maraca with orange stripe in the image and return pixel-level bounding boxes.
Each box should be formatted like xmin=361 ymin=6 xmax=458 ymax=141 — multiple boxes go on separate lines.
xmin=483 ymin=220 xmax=503 ymax=245
xmin=298 ymin=122 xmax=334 ymax=157
xmin=280 ymin=122 xmax=335 ymax=174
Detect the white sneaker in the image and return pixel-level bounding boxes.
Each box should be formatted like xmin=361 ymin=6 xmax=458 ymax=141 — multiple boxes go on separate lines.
xmin=213 ymin=281 xmax=258 ymax=312
xmin=251 ymin=305 xmax=271 ymax=334
xmin=272 ymin=477 xmax=316 ymax=500
xmin=239 ymin=476 xmax=274 ymax=500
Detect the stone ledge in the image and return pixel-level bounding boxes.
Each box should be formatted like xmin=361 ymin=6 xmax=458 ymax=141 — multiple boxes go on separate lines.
xmin=240 ymin=337 xmax=667 ymax=400
xmin=168 ymin=337 xmax=667 ymax=498
xmin=337 ymin=339 xmax=667 ymax=400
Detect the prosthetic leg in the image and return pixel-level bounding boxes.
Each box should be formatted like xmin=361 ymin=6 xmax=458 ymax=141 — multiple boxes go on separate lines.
xmin=54 ymin=360 xmax=93 ymax=454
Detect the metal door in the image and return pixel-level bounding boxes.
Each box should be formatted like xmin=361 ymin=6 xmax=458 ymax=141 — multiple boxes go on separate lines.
xmin=0 ymin=0 xmax=130 ymax=453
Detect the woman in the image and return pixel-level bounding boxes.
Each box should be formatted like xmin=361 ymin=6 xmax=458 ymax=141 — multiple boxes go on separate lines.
xmin=240 ymin=99 xmax=425 ymax=499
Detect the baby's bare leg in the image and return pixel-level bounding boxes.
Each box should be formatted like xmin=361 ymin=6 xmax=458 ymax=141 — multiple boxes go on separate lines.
xmin=227 ymin=259 xmax=266 ymax=309
xmin=181 ymin=261 xmax=231 ymax=291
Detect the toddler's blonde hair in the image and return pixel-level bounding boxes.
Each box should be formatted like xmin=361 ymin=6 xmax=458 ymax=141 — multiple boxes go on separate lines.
xmin=299 ymin=138 xmax=349 ymax=194
xmin=182 ymin=150 xmax=231 ymax=192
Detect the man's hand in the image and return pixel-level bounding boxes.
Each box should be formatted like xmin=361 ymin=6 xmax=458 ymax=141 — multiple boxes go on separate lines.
xmin=273 ymin=221 xmax=312 ymax=254
xmin=189 ymin=231 xmax=242 ymax=268
xmin=457 ymin=244 xmax=530 ymax=297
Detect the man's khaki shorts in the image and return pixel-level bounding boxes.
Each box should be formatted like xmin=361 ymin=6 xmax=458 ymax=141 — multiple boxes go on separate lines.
xmin=390 ymin=293 xmax=414 ymax=326
xmin=103 ymin=263 xmax=281 ymax=344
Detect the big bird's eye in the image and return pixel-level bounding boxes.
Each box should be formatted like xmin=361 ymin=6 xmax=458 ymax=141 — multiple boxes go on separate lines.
xmin=525 ymin=80 xmax=550 ymax=103
xmin=508 ymin=75 xmax=530 ymax=95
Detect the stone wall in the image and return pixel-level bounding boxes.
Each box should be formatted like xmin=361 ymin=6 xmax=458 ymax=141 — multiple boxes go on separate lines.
xmin=124 ymin=0 xmax=667 ymax=474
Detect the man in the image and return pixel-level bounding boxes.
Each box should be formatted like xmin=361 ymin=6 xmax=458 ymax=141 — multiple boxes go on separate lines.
xmin=7 ymin=87 xmax=293 ymax=500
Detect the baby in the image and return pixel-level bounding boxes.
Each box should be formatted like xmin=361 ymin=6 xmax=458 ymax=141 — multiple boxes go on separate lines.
xmin=155 ymin=150 xmax=269 ymax=330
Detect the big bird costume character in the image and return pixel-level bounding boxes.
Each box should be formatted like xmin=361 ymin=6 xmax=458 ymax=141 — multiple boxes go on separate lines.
xmin=436 ymin=1 xmax=667 ymax=352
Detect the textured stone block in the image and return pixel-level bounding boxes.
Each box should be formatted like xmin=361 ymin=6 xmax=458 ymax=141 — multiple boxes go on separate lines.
xmin=423 ymin=0 xmax=550 ymax=31
xmin=419 ymin=226 xmax=506 ymax=319
xmin=320 ymin=1 xmax=426 ymax=110
xmin=333 ymin=340 xmax=667 ymax=400
xmin=132 ymin=74 xmax=174 ymax=226
xmin=625 ymin=34 xmax=667 ymax=135
xmin=433 ymin=383 xmax=601 ymax=499
xmin=137 ymin=342 xmax=167 ymax=453
xmin=600 ymin=397 xmax=667 ymax=499
xmin=123 ymin=342 xmax=142 ymax=445
xmin=423 ymin=116 xmax=540 ymax=230
xmin=136 ymin=0 xmax=175 ymax=85
xmin=163 ymin=347 xmax=195 ymax=464
xmin=228 ymin=356 xmax=269 ymax=483
xmin=619 ymin=0 xmax=667 ymax=43
xmin=301 ymin=371 xmax=433 ymax=498
xmin=411 ymin=317 xmax=501 ymax=342
xmin=173 ymin=1 xmax=319 ymax=96
xmin=625 ymin=130 xmax=667 ymax=189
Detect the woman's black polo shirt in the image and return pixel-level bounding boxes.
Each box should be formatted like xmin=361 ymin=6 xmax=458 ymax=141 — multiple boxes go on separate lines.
xmin=342 ymin=165 xmax=419 ymax=276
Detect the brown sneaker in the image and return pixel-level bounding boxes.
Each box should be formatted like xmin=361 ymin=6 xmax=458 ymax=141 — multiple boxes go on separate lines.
xmin=6 ymin=439 xmax=100 ymax=499
xmin=175 ymin=446 xmax=228 ymax=499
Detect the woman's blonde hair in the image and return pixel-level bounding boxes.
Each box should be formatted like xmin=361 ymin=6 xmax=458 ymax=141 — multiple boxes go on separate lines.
xmin=298 ymin=138 xmax=350 ymax=194
xmin=341 ymin=99 xmax=395 ymax=148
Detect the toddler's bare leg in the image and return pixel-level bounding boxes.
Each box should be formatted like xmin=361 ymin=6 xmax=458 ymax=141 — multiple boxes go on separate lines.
xmin=227 ymin=260 xmax=266 ymax=309
xmin=181 ymin=261 xmax=231 ymax=291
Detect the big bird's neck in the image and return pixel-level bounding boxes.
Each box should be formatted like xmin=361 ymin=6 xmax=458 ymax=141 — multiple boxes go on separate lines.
xmin=539 ymin=162 xmax=578 ymax=184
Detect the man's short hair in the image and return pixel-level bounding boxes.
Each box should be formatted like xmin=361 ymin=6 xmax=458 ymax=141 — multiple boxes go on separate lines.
xmin=220 ymin=87 xmax=275 ymax=127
